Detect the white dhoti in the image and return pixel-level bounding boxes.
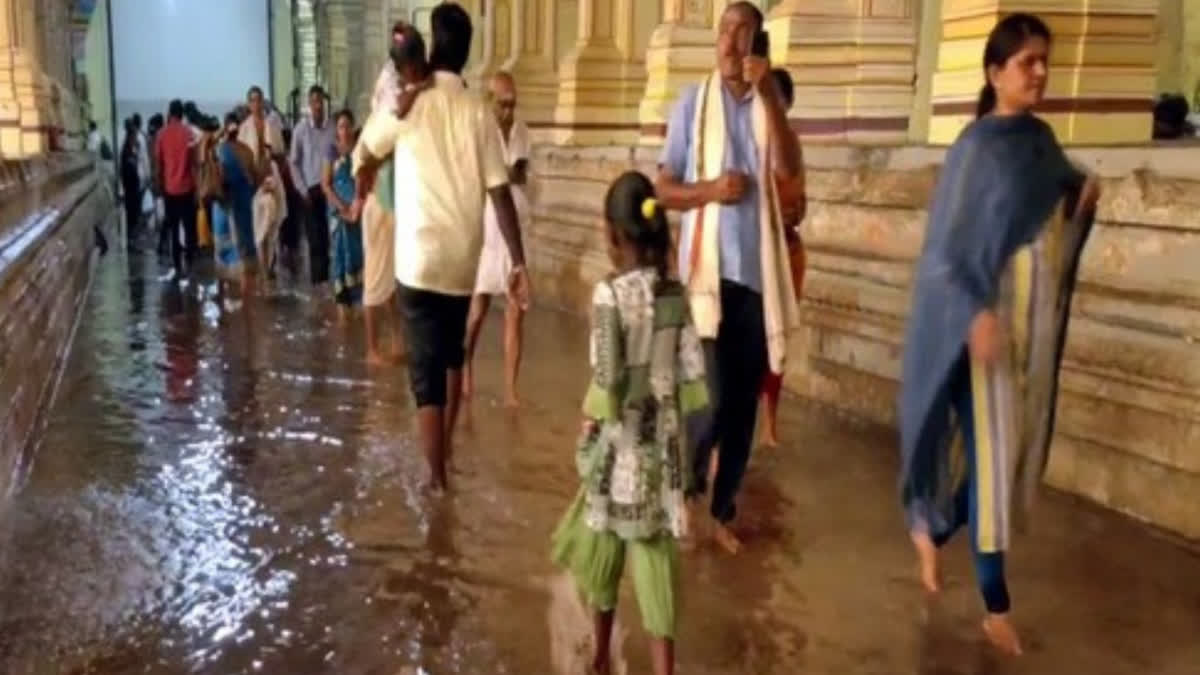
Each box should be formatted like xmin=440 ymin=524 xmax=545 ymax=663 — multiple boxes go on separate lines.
xmin=362 ymin=193 xmax=396 ymax=307
xmin=473 ymin=186 xmax=528 ymax=296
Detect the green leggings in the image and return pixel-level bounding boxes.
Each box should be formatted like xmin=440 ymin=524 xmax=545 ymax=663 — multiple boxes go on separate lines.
xmin=551 ymin=492 xmax=679 ymax=639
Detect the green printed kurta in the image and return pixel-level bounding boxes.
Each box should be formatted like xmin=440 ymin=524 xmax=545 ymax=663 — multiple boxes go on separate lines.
xmin=577 ymin=268 xmax=709 ymax=541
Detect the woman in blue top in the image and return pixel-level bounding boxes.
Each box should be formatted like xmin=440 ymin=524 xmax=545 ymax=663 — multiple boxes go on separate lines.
xmin=322 ymin=109 xmax=365 ymax=314
xmin=210 ymin=112 xmax=259 ymax=298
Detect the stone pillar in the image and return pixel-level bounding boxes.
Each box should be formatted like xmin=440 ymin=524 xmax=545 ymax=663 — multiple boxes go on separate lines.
xmin=508 ymin=0 xmax=561 ymax=130
xmin=637 ymin=0 xmax=721 ymax=146
xmin=766 ymin=0 xmax=918 ymax=145
xmin=928 ymin=1 xmax=1160 ymax=145
xmin=0 ymin=0 xmax=54 ymax=157
xmin=551 ymin=0 xmax=654 ymax=145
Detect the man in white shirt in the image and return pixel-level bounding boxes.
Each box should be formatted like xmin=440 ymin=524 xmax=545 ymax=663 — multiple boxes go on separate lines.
xmin=354 ymin=10 xmax=529 ymax=492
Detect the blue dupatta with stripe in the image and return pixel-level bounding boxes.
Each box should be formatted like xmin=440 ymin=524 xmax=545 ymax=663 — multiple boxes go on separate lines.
xmin=899 ymin=113 xmax=1094 ymax=553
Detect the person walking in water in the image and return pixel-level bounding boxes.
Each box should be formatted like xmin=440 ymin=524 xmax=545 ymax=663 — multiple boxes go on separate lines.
xmin=355 ymin=21 xmax=409 ymax=365
xmin=899 ymin=13 xmax=1100 ymax=657
xmin=321 ymin=109 xmax=365 ymax=316
xmin=656 ymin=2 xmax=803 ymax=554
xmin=289 ymin=85 xmax=337 ymax=290
xmin=758 ymin=67 xmax=807 ymax=449
xmin=353 ymin=9 xmax=528 ymax=492
xmin=155 ymin=100 xmax=198 ymax=276
xmin=462 ymin=70 xmax=531 ymax=407
xmin=551 ymin=171 xmax=708 ymax=675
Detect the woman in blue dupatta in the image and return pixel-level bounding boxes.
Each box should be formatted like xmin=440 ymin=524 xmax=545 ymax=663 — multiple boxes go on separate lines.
xmin=321 ymin=109 xmax=364 ymax=315
xmin=210 ymin=112 xmax=259 ymax=298
xmin=898 ymin=14 xmax=1100 ymax=656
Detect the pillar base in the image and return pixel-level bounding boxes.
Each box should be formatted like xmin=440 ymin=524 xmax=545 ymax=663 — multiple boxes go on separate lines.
xmin=551 ymin=42 xmax=646 ymax=146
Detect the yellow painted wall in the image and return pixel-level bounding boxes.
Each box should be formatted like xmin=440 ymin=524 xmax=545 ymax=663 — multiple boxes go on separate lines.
xmin=1184 ymin=0 xmax=1200 ymax=106
xmin=555 ymin=0 xmax=577 ymax=66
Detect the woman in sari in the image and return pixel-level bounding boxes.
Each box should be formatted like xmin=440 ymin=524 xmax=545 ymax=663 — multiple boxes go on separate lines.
xmin=209 ymin=112 xmax=259 ymax=298
xmin=898 ymin=14 xmax=1100 ymax=656
xmin=321 ymin=109 xmax=364 ymax=315
xmin=238 ymin=85 xmax=289 ymax=281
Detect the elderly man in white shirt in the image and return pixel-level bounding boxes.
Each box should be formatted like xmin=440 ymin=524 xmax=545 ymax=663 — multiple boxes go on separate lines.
xmin=354 ymin=11 xmax=529 ymax=492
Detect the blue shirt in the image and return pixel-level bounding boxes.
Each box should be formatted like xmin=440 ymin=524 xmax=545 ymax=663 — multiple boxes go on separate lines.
xmin=288 ymin=115 xmax=337 ymax=190
xmin=659 ymin=83 xmax=761 ymax=292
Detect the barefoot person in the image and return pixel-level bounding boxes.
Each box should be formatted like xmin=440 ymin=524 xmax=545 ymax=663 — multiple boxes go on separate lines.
xmin=759 ymin=67 xmax=806 ymax=449
xmin=353 ymin=9 xmax=529 ymax=492
xmin=899 ymin=13 xmax=1100 ymax=657
xmin=321 ymin=109 xmax=365 ymax=317
xmin=551 ymin=171 xmax=708 ymax=675
xmin=355 ymin=21 xmax=410 ymax=364
xmin=462 ymin=71 xmax=531 ymax=407
xmin=656 ymin=2 xmax=802 ymax=554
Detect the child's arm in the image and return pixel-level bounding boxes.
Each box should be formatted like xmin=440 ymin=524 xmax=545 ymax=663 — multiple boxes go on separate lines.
xmin=581 ymin=281 xmax=622 ymax=423
xmin=676 ymin=308 xmax=709 ymax=417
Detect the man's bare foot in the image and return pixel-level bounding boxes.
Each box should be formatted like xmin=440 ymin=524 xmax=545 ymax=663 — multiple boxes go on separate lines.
xmin=707 ymin=452 xmax=719 ymax=488
xmin=760 ymin=431 xmax=780 ymax=449
xmin=910 ymin=530 xmax=941 ymax=593
xmin=366 ymin=349 xmax=389 ymax=366
xmin=504 ymin=390 xmax=520 ymax=409
xmin=713 ymin=522 xmax=742 ymax=555
xmin=461 ymin=370 xmax=474 ymax=398
xmin=982 ymin=613 xmax=1023 ymax=655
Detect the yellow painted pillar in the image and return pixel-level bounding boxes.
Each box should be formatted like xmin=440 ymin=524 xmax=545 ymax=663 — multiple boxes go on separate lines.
xmin=767 ymin=0 xmax=918 ymax=145
xmin=506 ymin=0 xmax=561 ymax=130
xmin=637 ymin=0 xmax=721 ymax=146
xmin=0 ymin=0 xmax=22 ymax=157
xmin=929 ymin=1 xmax=1160 ymax=145
xmin=551 ymin=0 xmax=656 ymax=145
xmin=1 ymin=0 xmax=54 ymax=157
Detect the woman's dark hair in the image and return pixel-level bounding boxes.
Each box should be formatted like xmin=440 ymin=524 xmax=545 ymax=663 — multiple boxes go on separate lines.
xmin=390 ymin=21 xmax=428 ymax=73
xmin=603 ymin=171 xmax=672 ymax=281
xmin=247 ymin=85 xmax=264 ymax=101
xmin=976 ymin=13 xmax=1051 ymax=118
xmin=429 ymin=3 xmax=472 ymax=74
xmin=771 ymin=68 xmax=795 ymax=109
xmin=224 ymin=111 xmax=240 ymax=128
xmin=334 ymin=109 xmax=355 ymax=127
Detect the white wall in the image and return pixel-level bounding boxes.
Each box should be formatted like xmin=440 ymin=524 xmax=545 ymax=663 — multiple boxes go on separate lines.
xmin=112 ymin=0 xmax=271 ymax=124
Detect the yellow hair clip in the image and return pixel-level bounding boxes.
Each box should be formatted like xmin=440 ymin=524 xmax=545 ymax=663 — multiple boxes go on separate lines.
xmin=641 ymin=197 xmax=658 ymax=221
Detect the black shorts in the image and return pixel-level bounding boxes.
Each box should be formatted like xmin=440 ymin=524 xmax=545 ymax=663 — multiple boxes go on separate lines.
xmin=397 ymin=283 xmax=471 ymax=408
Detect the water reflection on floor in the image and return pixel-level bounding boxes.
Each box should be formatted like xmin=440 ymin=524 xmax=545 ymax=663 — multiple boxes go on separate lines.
xmin=0 ymin=247 xmax=1198 ymax=675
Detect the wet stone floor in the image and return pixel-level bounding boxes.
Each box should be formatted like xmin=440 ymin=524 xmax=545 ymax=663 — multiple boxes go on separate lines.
xmin=0 ymin=247 xmax=1199 ymax=675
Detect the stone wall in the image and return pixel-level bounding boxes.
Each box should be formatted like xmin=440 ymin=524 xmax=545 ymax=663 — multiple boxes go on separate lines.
xmin=528 ymin=143 xmax=1200 ymax=541
xmin=0 ymin=154 xmax=116 ymax=499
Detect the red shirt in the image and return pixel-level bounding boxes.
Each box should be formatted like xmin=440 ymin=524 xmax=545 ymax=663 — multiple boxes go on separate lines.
xmin=155 ymin=120 xmax=195 ymax=195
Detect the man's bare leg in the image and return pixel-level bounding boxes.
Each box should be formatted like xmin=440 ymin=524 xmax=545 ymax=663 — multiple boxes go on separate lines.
xmin=444 ymin=369 xmax=465 ymax=467
xmin=462 ymin=295 xmax=490 ymax=398
xmin=591 ymin=610 xmax=615 ymax=675
xmin=760 ymin=393 xmax=780 ymax=448
xmin=416 ymin=405 xmax=448 ymax=492
xmin=503 ymin=301 xmax=524 ymax=407
xmin=649 ymin=638 xmax=674 ymax=675
xmin=387 ymin=296 xmax=407 ymax=363
xmin=365 ymin=304 xmax=388 ymax=365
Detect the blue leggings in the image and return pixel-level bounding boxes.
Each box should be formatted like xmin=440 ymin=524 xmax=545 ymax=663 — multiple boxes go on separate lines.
xmin=937 ymin=357 xmax=1011 ymax=614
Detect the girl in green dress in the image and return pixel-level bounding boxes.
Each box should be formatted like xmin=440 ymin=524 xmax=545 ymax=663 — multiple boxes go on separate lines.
xmin=551 ymin=171 xmax=709 ymax=675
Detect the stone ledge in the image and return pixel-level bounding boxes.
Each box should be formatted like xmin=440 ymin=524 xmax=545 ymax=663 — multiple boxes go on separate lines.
xmin=0 ymin=153 xmax=116 ymax=499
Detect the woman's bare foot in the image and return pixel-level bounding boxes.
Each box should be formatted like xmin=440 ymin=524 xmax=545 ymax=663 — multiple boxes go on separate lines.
xmin=910 ymin=530 xmax=941 ymax=593
xmin=713 ymin=522 xmax=742 ymax=555
xmin=982 ymin=613 xmax=1023 ymax=655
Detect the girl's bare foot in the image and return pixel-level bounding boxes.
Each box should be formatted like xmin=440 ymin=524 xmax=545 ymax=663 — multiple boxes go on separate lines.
xmin=982 ymin=613 xmax=1023 ymax=655
xmin=909 ymin=530 xmax=941 ymax=593
xmin=713 ymin=522 xmax=742 ymax=555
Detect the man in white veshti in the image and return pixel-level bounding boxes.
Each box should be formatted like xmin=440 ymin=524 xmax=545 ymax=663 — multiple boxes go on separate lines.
xmin=461 ymin=71 xmax=530 ymax=408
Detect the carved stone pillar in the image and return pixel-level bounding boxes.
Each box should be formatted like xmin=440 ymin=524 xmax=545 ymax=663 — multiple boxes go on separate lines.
xmin=637 ymin=0 xmax=720 ymax=146
xmin=929 ymin=0 xmax=1159 ymax=145
xmin=767 ymin=0 xmax=918 ymax=145
xmin=508 ymin=0 xmax=562 ymax=130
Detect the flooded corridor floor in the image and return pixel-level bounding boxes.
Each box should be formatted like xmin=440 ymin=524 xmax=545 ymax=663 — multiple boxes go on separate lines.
xmin=1 ymin=248 xmax=1199 ymax=675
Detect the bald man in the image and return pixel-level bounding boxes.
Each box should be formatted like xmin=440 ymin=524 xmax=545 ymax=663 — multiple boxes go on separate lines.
xmin=462 ymin=71 xmax=531 ymax=407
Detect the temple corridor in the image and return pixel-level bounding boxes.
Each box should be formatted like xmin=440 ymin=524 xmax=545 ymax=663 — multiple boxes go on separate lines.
xmin=0 ymin=245 xmax=1197 ymax=675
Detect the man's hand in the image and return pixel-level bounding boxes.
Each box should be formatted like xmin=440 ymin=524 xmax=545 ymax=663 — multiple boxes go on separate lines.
xmin=1079 ymin=175 xmax=1101 ymax=215
xmin=507 ymin=265 xmax=531 ymax=311
xmin=968 ymin=309 xmax=1003 ymax=365
xmin=709 ymin=171 xmax=749 ymax=205
xmin=744 ymin=54 xmax=771 ymax=94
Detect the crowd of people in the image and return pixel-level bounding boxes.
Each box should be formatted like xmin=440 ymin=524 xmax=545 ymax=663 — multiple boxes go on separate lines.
xmin=93 ymin=3 xmax=1103 ymax=673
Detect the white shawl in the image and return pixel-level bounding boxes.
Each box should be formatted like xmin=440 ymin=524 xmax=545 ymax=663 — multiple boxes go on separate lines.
xmin=238 ymin=116 xmax=289 ymax=271
xmin=684 ymin=71 xmax=799 ymax=373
